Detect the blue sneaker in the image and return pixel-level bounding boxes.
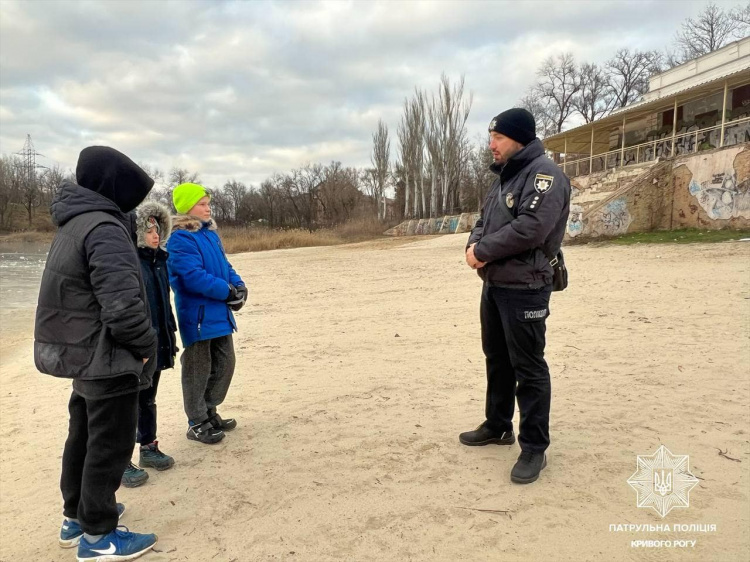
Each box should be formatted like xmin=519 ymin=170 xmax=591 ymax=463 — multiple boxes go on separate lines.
xmin=59 ymin=503 xmax=125 ymax=548
xmin=77 ymin=526 xmax=157 ymax=562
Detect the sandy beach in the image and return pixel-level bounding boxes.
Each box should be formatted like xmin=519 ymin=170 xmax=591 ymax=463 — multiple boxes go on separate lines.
xmin=0 ymin=233 xmax=748 ymax=562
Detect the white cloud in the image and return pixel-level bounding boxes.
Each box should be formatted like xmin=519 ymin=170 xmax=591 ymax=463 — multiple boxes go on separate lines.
xmin=0 ymin=0 xmax=719 ymax=187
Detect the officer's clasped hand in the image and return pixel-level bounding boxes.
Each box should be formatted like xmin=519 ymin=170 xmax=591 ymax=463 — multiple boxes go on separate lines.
xmin=466 ymin=243 xmax=487 ymax=270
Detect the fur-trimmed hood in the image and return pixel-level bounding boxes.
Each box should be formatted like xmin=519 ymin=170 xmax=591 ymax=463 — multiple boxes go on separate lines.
xmin=135 ymin=201 xmax=172 ymax=248
xmin=171 ymin=215 xmax=218 ymax=233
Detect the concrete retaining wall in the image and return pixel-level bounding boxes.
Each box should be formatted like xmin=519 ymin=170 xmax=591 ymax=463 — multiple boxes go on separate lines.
xmin=385 ymin=145 xmax=749 ymax=239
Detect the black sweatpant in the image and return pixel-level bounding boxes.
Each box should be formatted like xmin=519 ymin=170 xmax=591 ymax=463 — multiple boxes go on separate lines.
xmin=480 ymin=285 xmax=552 ymax=454
xmin=137 ymin=370 xmax=161 ymax=445
xmin=61 ymin=389 xmax=138 ymax=535
xmin=181 ymin=335 xmax=235 ymax=424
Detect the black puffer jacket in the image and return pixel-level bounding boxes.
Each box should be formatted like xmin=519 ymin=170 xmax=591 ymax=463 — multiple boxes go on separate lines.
xmin=34 ymin=147 xmax=156 ymax=398
xmin=467 ymin=139 xmax=571 ymax=289
xmin=136 ymin=201 xmax=178 ymax=371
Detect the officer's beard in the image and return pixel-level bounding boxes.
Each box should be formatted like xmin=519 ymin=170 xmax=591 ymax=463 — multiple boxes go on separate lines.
xmin=494 ymin=143 xmax=523 ymax=165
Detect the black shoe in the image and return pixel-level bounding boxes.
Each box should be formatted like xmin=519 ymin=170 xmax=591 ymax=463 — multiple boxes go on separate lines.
xmin=459 ymin=423 xmax=515 ymax=446
xmin=208 ymin=413 xmax=237 ymax=431
xmin=511 ymin=451 xmax=547 ymax=484
xmin=186 ymin=421 xmax=225 ymax=444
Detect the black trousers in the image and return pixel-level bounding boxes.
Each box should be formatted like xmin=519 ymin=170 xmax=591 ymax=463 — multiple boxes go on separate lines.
xmin=137 ymin=370 xmax=161 ymax=445
xmin=61 ymin=389 xmax=138 ymax=535
xmin=480 ymin=285 xmax=552 ymax=454
xmin=181 ymin=335 xmax=235 ymax=424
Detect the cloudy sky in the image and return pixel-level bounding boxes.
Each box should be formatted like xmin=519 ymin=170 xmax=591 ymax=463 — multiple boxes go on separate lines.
xmin=0 ymin=0 xmax=731 ymax=188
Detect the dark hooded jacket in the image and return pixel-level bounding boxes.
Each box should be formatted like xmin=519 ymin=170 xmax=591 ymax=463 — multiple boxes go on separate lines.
xmin=135 ymin=201 xmax=178 ymax=371
xmin=467 ymin=138 xmax=571 ymax=288
xmin=34 ymin=146 xmax=157 ymax=399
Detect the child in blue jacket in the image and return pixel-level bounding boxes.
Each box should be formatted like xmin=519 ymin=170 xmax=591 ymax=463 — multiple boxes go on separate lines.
xmin=167 ymin=183 xmax=247 ymax=444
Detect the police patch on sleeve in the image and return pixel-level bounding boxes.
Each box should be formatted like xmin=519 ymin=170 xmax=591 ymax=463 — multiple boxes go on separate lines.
xmin=534 ymin=173 xmax=554 ymax=193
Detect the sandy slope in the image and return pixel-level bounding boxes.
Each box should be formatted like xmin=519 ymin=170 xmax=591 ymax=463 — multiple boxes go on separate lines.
xmin=0 ymin=234 xmax=748 ymax=562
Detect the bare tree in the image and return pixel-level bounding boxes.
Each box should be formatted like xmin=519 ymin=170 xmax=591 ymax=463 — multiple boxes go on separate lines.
xmin=519 ymin=89 xmax=556 ymax=140
xmin=18 ymin=164 xmax=42 ymax=226
xmin=606 ymin=48 xmax=662 ymax=108
xmin=146 ymin=167 xmax=200 ymax=212
xmin=168 ymin=167 xmax=200 ymax=187
xmin=673 ymin=2 xmax=749 ymax=64
xmin=280 ymin=163 xmax=323 ymax=231
xmin=573 ymin=62 xmax=614 ymax=123
xmin=412 ymin=91 xmax=427 ymax=219
xmin=535 ymin=53 xmax=581 ymax=134
xmin=371 ymin=119 xmax=390 ymax=221
xmin=259 ymin=178 xmax=280 ymax=227
xmin=397 ymin=98 xmax=414 ymax=219
xmin=222 ymin=179 xmax=247 ymax=220
xmin=138 ymin=163 xmax=165 ymax=189
xmin=425 ymin=102 xmax=441 ymax=217
xmin=317 ymin=161 xmax=363 ymax=225
xmin=0 ymin=155 xmax=23 ymax=228
xmin=439 ymin=75 xmax=472 ymax=214
xmin=737 ymin=2 xmax=750 ymax=26
xmin=209 ymin=188 xmax=233 ymax=223
xmin=40 ymin=164 xmax=65 ymax=204
xmin=422 ymin=75 xmax=473 ymax=217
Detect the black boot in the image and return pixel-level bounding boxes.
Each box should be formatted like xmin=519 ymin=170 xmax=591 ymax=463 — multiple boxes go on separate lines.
xmin=511 ymin=451 xmax=547 ymax=484
xmin=459 ymin=422 xmax=515 ymax=446
xmin=208 ymin=413 xmax=237 ymax=431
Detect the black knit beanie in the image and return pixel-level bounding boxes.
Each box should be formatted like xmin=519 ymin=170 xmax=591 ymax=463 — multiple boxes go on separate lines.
xmin=488 ymin=108 xmax=536 ymax=145
xmin=76 ymin=146 xmax=154 ymax=213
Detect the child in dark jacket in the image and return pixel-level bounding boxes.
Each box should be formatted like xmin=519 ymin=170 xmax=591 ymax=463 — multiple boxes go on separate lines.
xmin=121 ymin=201 xmax=179 ymax=487
xmin=167 ymin=183 xmax=247 ymax=444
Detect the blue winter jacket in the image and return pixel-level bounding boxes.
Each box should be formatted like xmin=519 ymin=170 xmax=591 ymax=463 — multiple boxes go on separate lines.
xmin=167 ymin=216 xmax=244 ymax=348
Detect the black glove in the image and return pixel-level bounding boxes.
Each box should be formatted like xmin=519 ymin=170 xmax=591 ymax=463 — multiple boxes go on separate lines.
xmin=227 ymin=284 xmax=248 ymax=311
xmin=226 ymin=284 xmax=241 ymax=304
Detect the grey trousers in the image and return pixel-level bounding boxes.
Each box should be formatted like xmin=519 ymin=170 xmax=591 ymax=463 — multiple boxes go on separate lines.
xmin=181 ymin=335 xmax=236 ymax=424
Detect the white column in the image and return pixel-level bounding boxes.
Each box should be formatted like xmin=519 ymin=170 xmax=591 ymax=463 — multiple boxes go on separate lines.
xmin=720 ymin=80 xmax=729 ymax=148
xmin=671 ymin=98 xmax=678 ymax=157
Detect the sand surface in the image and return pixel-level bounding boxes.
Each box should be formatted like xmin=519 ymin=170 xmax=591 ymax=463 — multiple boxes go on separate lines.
xmin=1 ymin=234 xmax=748 ymax=561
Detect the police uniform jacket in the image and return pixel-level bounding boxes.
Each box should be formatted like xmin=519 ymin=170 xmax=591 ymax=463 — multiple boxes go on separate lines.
xmin=467 ymin=138 xmax=570 ymax=289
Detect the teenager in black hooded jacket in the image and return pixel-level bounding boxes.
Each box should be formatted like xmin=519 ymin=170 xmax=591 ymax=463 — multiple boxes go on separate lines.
xmin=34 ymin=146 xmax=159 ymax=561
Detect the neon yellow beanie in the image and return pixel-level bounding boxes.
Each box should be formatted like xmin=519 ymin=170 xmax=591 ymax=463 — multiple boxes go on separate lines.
xmin=173 ymin=183 xmax=209 ymax=214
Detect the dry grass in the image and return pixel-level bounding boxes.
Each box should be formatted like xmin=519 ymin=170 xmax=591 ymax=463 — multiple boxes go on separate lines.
xmin=220 ymin=218 xmax=393 ymax=254
xmin=0 ymin=230 xmax=55 ymax=244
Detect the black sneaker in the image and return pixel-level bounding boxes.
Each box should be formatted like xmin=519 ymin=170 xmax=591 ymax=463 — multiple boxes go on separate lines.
xmin=511 ymin=451 xmax=547 ymax=484
xmin=459 ymin=423 xmax=515 ymax=446
xmin=208 ymin=413 xmax=237 ymax=431
xmin=186 ymin=421 xmax=225 ymax=444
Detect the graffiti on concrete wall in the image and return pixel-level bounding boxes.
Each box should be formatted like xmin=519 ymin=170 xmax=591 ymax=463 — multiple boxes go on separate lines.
xmin=601 ymin=198 xmax=632 ymax=233
xmin=681 ymin=146 xmax=749 ymax=220
xmin=590 ymin=197 xmax=632 ymax=236
xmin=567 ymin=204 xmax=584 ymax=237
xmin=688 ymin=170 xmax=749 ymax=220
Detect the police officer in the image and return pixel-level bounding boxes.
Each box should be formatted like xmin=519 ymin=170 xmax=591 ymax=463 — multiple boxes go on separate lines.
xmin=461 ymin=108 xmax=570 ymax=484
